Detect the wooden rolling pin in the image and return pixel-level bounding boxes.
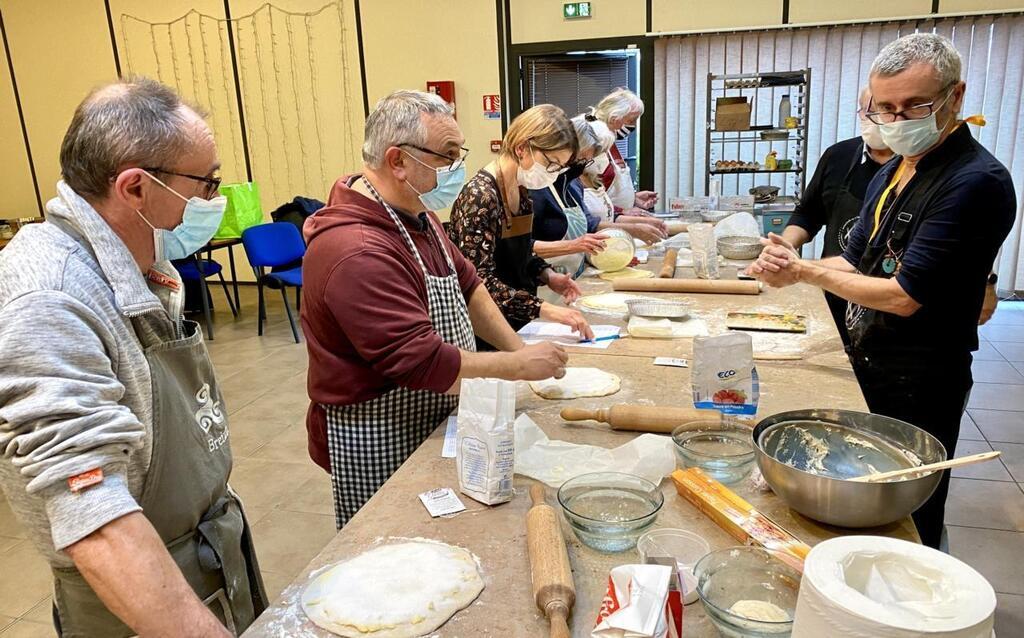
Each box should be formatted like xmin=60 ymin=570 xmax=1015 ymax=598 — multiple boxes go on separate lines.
xmin=527 ymin=485 xmax=574 ymax=638
xmin=658 ymin=249 xmax=679 ymax=278
xmin=613 ymin=278 xmax=762 ymax=295
xmin=561 ymin=404 xmax=752 ymax=434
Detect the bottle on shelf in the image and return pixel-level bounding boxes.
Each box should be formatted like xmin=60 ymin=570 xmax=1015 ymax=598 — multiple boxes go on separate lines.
xmin=765 ymin=151 xmax=778 ymax=171
xmin=778 ymin=95 xmax=791 ymax=129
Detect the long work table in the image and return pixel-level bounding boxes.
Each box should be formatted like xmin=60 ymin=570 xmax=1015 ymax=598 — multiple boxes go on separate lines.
xmin=243 ymin=255 xmax=918 ymax=637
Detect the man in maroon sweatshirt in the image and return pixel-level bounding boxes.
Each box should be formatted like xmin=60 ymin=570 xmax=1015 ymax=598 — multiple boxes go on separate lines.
xmin=302 ymin=90 xmax=567 ymax=527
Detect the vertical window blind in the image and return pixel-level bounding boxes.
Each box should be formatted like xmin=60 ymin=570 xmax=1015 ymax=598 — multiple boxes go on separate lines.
xmin=653 ymin=14 xmax=1024 ymax=294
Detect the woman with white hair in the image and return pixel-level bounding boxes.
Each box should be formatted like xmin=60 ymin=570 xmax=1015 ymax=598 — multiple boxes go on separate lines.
xmin=590 ymin=88 xmax=660 ymax=215
xmin=528 ymin=115 xmax=667 ymax=278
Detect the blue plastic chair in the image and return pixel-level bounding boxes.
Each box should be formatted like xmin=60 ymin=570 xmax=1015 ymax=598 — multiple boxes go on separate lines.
xmin=172 ymin=257 xmax=237 ymax=341
xmin=241 ymin=222 xmax=305 ymax=343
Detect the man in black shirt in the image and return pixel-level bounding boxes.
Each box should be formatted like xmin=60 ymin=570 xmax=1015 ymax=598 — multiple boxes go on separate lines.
xmin=751 ymin=34 xmax=1016 ymax=549
xmin=783 ymin=88 xmax=894 ymax=344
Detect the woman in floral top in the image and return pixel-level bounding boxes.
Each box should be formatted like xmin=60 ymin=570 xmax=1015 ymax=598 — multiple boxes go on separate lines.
xmin=449 ymin=104 xmax=593 ymax=348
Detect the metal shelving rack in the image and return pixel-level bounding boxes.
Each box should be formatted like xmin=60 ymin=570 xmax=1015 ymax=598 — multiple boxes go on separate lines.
xmin=704 ymin=69 xmax=811 ymax=199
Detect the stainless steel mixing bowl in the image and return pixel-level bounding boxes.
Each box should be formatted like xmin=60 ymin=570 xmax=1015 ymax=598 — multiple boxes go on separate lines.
xmin=753 ymin=409 xmax=947 ymax=528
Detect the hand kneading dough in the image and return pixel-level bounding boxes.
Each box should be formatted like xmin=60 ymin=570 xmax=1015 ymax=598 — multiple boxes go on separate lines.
xmin=529 ymin=367 xmax=621 ymax=399
xmin=598 ymin=267 xmax=654 ymax=281
xmin=728 ymin=599 xmax=791 ymax=622
xmin=302 ymin=540 xmax=484 ymax=638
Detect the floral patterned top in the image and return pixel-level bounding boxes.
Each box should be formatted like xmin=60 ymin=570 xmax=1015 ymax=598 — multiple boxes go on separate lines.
xmin=449 ymin=169 xmax=550 ymax=329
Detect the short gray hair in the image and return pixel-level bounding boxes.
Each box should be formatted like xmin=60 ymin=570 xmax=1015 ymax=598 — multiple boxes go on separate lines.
xmin=60 ymin=77 xmax=202 ymax=200
xmin=572 ymin=115 xmax=615 ymax=156
xmin=592 ymin=88 xmax=644 ymax=123
xmin=362 ymin=90 xmax=453 ymax=167
xmin=871 ymin=33 xmax=962 ymax=88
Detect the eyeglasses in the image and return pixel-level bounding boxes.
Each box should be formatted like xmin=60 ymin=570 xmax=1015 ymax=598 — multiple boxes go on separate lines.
xmin=399 ymin=144 xmax=470 ymax=171
xmin=533 ymin=146 xmax=571 ymax=174
xmin=143 ymin=167 xmax=222 ymax=198
xmin=865 ymin=86 xmax=954 ymax=125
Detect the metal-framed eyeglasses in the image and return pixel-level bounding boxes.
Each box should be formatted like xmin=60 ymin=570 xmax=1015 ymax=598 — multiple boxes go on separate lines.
xmin=399 ymin=144 xmax=470 ymax=172
xmin=142 ymin=167 xmax=222 ymax=198
xmin=865 ymin=86 xmax=955 ymax=125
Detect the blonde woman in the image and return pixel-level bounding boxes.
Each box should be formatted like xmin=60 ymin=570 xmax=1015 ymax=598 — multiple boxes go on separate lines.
xmin=529 ymin=115 xmax=667 ymax=279
xmin=590 ymin=88 xmax=660 ymax=214
xmin=449 ymin=104 xmax=593 ymax=347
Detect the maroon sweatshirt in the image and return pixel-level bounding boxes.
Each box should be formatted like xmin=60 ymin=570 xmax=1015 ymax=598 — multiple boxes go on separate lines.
xmin=301 ymin=175 xmax=481 ymax=471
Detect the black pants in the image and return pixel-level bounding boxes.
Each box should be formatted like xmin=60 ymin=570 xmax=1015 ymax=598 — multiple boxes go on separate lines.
xmin=851 ymin=350 xmax=973 ymax=549
xmin=824 ymin=291 xmax=851 ymax=347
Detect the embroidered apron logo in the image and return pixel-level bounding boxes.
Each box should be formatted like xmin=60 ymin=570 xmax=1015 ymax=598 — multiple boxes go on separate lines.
xmin=195 ymin=383 xmax=229 ymax=452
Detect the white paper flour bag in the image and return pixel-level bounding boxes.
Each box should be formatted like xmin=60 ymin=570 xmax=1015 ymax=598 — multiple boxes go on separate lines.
xmin=457 ymin=378 xmax=516 ymax=505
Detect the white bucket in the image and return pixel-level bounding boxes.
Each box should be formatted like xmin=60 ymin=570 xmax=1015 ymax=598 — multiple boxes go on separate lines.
xmin=793 ymin=536 xmax=996 ymax=638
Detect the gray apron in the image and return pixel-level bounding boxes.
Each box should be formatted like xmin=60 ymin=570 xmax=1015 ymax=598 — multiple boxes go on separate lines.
xmin=322 ymin=178 xmax=477 ymax=528
xmin=51 ymin=300 xmax=267 ymax=636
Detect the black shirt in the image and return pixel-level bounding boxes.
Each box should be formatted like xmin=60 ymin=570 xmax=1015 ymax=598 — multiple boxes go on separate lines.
xmin=787 ymin=137 xmax=886 ymax=257
xmin=842 ymin=125 xmax=1016 ymax=357
xmin=528 ymin=172 xmax=601 ymax=242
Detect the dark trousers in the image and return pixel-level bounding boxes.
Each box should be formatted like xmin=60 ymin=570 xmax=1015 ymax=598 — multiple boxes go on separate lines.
xmin=851 ymin=350 xmax=973 ymax=549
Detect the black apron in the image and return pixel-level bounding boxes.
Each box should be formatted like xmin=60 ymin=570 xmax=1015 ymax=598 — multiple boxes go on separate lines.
xmin=822 ymin=143 xmax=876 ymax=347
xmin=844 ymin=151 xmax=973 ymax=549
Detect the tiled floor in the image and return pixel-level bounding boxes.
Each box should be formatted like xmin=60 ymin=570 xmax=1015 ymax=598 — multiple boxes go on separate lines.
xmin=0 ymin=291 xmax=1022 ymax=635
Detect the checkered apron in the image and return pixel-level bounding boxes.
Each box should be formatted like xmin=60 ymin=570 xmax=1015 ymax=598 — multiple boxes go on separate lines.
xmin=322 ymin=178 xmax=476 ymax=528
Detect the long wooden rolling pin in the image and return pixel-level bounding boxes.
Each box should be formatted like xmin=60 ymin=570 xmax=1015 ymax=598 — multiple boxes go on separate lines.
xmin=527 ymin=485 xmax=574 ymax=638
xmin=561 ymin=404 xmax=752 ymax=434
xmin=613 ymin=277 xmax=761 ymax=295
xmin=658 ymin=249 xmax=679 ymax=278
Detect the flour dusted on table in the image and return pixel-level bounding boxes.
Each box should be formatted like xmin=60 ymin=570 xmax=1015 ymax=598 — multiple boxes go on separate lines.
xmin=457 ymin=378 xmax=516 ymax=505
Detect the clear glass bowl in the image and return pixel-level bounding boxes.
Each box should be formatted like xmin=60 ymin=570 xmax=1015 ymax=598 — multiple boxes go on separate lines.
xmin=694 ymin=547 xmax=801 ymax=637
xmin=672 ymin=421 xmax=756 ymax=484
xmin=557 ymin=472 xmax=663 ymax=553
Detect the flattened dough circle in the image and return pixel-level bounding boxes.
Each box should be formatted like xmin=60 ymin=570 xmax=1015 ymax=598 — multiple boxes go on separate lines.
xmin=598 ymin=267 xmax=654 ymax=281
xmin=529 ymin=367 xmax=621 ymax=399
xmin=301 ymin=540 xmax=484 ymax=638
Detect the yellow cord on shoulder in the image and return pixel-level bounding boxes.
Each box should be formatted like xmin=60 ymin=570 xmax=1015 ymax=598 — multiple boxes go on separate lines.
xmin=870 ymin=161 xmax=906 ymax=241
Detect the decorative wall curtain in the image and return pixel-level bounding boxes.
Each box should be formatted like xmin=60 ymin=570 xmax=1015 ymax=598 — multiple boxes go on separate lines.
xmin=653 ymin=14 xmax=1024 ymax=295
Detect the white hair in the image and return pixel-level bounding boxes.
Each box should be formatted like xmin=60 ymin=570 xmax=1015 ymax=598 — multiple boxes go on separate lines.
xmin=571 ymin=115 xmax=616 ymax=156
xmin=871 ymin=33 xmax=962 ymax=88
xmin=362 ymin=89 xmax=453 ymax=167
xmin=592 ymin=88 xmax=644 ymax=123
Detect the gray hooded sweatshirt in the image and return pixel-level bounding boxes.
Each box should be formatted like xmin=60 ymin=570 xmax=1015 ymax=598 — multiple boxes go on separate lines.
xmin=0 ymin=181 xmax=190 ymax=567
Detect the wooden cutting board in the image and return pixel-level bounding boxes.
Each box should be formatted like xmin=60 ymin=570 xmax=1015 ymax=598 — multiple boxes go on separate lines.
xmin=726 ymin=311 xmax=808 ymax=333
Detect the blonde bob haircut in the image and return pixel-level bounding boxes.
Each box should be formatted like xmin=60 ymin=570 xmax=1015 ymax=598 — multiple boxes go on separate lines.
xmin=500 ymin=104 xmax=578 ymax=163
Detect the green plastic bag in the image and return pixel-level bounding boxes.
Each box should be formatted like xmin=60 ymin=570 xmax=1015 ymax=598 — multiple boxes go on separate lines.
xmin=215 ymin=182 xmax=263 ymax=239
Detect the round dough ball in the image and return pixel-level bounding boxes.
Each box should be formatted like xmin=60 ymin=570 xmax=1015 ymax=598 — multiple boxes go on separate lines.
xmin=728 ymin=599 xmax=791 ymax=622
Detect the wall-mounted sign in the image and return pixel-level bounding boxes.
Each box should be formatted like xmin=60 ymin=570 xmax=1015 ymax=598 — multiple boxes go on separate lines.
xmin=483 ymin=94 xmax=501 ymax=120
xmin=563 ymin=2 xmax=592 ymax=19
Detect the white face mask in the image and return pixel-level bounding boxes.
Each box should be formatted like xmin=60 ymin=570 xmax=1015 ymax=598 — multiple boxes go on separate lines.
xmin=859 ymin=119 xmax=888 ymax=151
xmin=517 ymin=150 xmax=560 ymax=190
xmin=877 ymin=90 xmax=954 ymax=157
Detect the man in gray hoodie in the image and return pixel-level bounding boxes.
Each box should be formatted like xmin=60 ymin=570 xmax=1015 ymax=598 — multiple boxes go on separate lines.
xmin=0 ymin=78 xmax=265 ymax=637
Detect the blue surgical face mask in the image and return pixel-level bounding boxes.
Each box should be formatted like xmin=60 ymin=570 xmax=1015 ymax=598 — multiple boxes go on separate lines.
xmin=136 ymin=171 xmax=227 ymax=262
xmin=402 ymin=150 xmax=466 ymax=211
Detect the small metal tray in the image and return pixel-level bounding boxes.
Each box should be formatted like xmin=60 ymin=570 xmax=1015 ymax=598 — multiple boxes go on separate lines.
xmin=626 ymin=299 xmax=691 ymax=319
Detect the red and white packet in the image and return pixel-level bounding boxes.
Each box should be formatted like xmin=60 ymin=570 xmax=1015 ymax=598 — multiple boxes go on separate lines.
xmin=592 ymin=564 xmax=684 ymax=638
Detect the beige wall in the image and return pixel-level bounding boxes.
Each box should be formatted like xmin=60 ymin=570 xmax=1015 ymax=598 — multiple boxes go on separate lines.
xmin=939 ymin=0 xmax=1024 ymax=11
xmin=0 ymin=0 xmax=118 ymax=211
xmin=0 ymin=29 xmax=35 ymax=220
xmin=651 ymin=0 xmax=782 ymax=32
xmin=789 ymin=0 xmax=933 ymax=24
xmin=510 ymin=0 xmax=646 ymax=43
xmin=361 ymin=0 xmax=504 ymax=218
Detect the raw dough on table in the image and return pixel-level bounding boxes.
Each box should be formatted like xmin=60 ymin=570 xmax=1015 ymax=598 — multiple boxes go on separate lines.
xmin=578 ymin=293 xmax=652 ymax=313
xmin=529 ymin=367 xmax=621 ymax=399
xmin=627 ymin=315 xmax=709 ymax=339
xmin=301 ymin=540 xmax=484 ymax=638
xmin=598 ymin=267 xmax=654 ymax=281
xmin=728 ymin=599 xmax=791 ymax=622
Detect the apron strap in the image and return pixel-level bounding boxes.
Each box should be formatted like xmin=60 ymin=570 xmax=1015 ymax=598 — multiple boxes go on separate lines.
xmin=361 ymin=177 xmax=434 ymax=279
xmin=547 ymin=183 xmax=568 ymax=210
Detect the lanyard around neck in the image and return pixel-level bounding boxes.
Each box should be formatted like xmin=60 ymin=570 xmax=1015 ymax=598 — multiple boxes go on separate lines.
xmin=870 ymin=161 xmax=907 ymax=241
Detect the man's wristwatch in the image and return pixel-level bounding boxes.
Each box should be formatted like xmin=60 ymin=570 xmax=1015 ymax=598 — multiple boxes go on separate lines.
xmin=987 ymin=272 xmax=998 ymax=286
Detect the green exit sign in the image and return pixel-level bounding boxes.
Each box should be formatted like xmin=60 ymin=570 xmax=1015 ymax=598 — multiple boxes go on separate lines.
xmin=563 ymin=2 xmax=592 ymax=19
